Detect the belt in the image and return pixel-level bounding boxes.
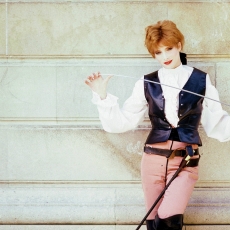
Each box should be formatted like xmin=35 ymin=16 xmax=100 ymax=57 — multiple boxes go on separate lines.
xmin=144 ymin=146 xmax=200 ymax=167
xmin=144 ymin=146 xmax=199 ymax=157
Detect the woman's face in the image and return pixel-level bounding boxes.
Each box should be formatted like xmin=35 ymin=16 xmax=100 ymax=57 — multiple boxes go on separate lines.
xmin=154 ymin=42 xmax=182 ymax=69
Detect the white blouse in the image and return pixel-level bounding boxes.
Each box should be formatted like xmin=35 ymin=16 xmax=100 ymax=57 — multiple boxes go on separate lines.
xmin=91 ymin=64 xmax=230 ymax=142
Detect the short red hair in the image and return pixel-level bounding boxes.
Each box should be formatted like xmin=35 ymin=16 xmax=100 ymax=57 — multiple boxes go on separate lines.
xmin=145 ymin=20 xmax=185 ymax=57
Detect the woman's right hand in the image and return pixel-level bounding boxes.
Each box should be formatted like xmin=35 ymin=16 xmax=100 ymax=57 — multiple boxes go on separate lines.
xmin=85 ymin=72 xmax=112 ymax=100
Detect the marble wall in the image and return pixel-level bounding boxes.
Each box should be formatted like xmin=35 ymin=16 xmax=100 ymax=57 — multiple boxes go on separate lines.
xmin=0 ymin=1 xmax=230 ymax=229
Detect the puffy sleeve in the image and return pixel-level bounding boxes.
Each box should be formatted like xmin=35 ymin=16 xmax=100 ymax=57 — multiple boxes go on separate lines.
xmin=201 ymin=74 xmax=230 ymax=142
xmin=91 ymin=77 xmax=148 ymax=133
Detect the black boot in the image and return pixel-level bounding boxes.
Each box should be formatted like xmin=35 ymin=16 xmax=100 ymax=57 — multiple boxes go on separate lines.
xmin=146 ymin=219 xmax=156 ymax=230
xmin=155 ymin=214 xmax=183 ymax=230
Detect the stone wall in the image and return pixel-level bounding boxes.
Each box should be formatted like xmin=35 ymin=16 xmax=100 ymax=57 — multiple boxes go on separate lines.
xmin=0 ymin=1 xmax=230 ymax=229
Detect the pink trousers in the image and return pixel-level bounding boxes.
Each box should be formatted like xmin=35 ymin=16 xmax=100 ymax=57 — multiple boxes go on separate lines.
xmin=141 ymin=152 xmax=199 ymax=220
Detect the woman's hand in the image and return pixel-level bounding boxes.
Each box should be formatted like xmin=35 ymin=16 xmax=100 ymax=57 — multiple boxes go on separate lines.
xmin=85 ymin=72 xmax=112 ymax=100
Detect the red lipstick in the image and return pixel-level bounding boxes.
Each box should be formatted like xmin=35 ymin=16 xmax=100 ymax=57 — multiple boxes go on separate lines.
xmin=164 ymin=60 xmax=172 ymax=65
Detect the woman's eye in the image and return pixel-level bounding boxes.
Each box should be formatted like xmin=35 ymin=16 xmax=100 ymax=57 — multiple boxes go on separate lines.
xmin=167 ymin=47 xmax=173 ymax=51
xmin=155 ymin=51 xmax=161 ymax=55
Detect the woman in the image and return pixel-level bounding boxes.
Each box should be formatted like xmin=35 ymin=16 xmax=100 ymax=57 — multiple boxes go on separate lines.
xmin=85 ymin=20 xmax=230 ymax=230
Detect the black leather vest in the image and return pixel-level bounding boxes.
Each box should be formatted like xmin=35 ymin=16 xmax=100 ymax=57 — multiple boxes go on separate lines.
xmin=144 ymin=68 xmax=206 ymax=146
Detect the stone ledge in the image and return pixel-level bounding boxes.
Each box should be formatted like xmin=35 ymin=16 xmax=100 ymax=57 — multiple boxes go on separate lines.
xmin=0 ymin=183 xmax=230 ymax=225
xmin=186 ymin=226 xmax=230 ymax=230
xmin=5 ymin=0 xmax=230 ymax=2
xmin=0 ymin=226 xmax=147 ymax=230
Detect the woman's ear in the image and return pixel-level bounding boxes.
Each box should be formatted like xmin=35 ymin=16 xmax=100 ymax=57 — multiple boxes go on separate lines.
xmin=177 ymin=42 xmax=182 ymax=51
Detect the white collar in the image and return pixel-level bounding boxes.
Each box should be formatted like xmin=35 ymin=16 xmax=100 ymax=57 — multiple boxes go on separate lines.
xmin=161 ymin=64 xmax=183 ymax=75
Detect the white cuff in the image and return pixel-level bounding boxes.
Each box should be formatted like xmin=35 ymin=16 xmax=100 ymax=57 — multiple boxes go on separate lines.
xmin=91 ymin=91 xmax=118 ymax=107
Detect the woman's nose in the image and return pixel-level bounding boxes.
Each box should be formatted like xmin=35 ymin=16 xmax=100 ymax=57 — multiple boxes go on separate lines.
xmin=162 ymin=52 xmax=168 ymax=60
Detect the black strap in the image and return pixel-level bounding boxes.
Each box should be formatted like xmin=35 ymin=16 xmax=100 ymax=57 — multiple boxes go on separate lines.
xmin=186 ymin=157 xmax=200 ymax=167
xmin=180 ymin=52 xmax=187 ymax=65
xmin=144 ymin=146 xmax=200 ymax=167
xmin=144 ymin=146 xmax=199 ymax=158
xmin=144 ymin=146 xmax=172 ymax=157
xmin=185 ymin=145 xmax=194 ymax=157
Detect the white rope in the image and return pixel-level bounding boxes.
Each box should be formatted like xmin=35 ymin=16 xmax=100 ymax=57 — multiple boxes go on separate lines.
xmin=101 ymin=74 xmax=230 ymax=107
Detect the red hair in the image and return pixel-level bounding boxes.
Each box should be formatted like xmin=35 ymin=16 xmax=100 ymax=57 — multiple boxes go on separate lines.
xmin=145 ymin=20 xmax=185 ymax=57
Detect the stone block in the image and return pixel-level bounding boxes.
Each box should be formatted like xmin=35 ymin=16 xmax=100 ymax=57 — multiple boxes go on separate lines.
xmin=0 ymin=59 xmax=219 ymax=123
xmin=0 ymin=127 xmax=147 ymax=181
xmin=168 ymin=2 xmax=230 ymax=55
xmin=0 ymin=182 xmax=230 ymax=225
xmin=197 ymin=128 xmax=230 ymax=181
xmin=0 ymin=4 xmax=5 ymax=55
xmin=188 ymin=62 xmax=215 ymax=85
xmin=185 ymin=188 xmax=230 ymax=224
xmin=0 ymin=59 xmax=159 ymax=122
xmin=7 ymin=2 xmax=167 ymax=55
xmin=0 ymin=66 xmax=56 ymax=118
xmin=54 ymin=58 xmax=159 ymax=119
xmin=2 ymin=126 xmax=229 ymax=182
xmin=6 ymin=2 xmax=230 ymax=56
xmin=216 ymin=63 xmax=230 ymax=114
xmin=0 ymin=183 xmax=143 ymax=224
